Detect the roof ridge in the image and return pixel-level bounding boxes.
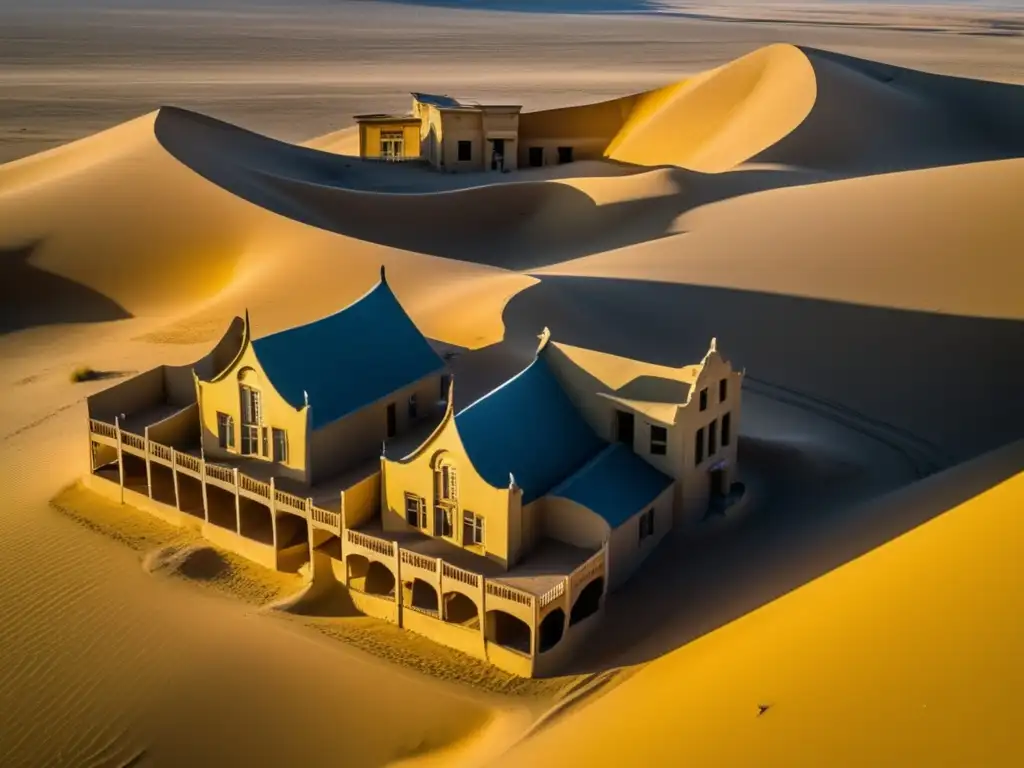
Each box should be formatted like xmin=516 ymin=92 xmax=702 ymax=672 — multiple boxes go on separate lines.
xmin=253 ymin=274 xmax=388 ymax=342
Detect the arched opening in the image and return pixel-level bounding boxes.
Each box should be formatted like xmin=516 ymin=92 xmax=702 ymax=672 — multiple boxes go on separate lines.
xmin=486 ymin=610 xmax=531 ymax=655
xmin=275 ymin=511 xmax=310 ymax=572
xmin=348 ymin=555 xmax=396 ymax=597
xmin=409 ymin=578 xmax=439 ymax=614
xmin=206 ymin=484 xmax=236 ymax=530
xmin=443 ymin=592 xmax=480 ymax=627
xmin=538 ymin=608 xmax=566 ymax=653
xmin=570 ymin=578 xmax=604 ymax=626
xmin=238 ymin=499 xmax=274 ymax=544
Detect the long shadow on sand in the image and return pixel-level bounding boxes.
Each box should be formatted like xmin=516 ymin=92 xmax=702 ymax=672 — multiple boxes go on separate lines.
xmin=0 ymin=243 xmax=131 ymax=334
xmin=444 ymin=276 xmax=1024 ymax=671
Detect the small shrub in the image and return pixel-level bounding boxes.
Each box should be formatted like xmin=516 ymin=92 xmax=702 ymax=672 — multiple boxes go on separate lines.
xmin=70 ymin=366 xmax=100 ymax=383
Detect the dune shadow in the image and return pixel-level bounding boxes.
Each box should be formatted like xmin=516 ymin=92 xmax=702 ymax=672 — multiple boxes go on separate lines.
xmin=0 ymin=242 xmax=131 ymax=335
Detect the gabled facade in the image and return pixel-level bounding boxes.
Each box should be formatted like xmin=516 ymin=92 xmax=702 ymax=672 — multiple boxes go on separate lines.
xmin=195 ymin=268 xmax=446 ymax=485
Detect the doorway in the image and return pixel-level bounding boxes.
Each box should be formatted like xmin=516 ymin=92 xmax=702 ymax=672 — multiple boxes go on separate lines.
xmin=615 ymin=410 xmax=634 ymax=446
xmin=490 ymin=138 xmax=505 ymax=171
xmin=710 ymin=467 xmax=727 ymax=496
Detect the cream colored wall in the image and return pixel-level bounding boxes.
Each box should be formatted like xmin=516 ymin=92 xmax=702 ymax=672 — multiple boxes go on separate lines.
xmin=439 ymin=111 xmax=485 ymax=172
xmin=481 ymin=109 xmax=521 ymax=172
xmin=607 ymin=484 xmax=674 ymax=590
xmin=309 ymin=373 xmax=441 ymax=484
xmin=196 ymin=341 xmax=310 ymax=484
xmin=381 ymin=412 xmax=514 ymax=569
xmin=677 ymin=353 xmax=743 ymax=524
xmin=540 ymin=497 xmax=610 ymax=551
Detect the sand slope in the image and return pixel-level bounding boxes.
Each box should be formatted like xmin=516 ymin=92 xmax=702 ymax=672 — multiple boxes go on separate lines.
xmin=494 ymin=442 xmax=1024 ymax=768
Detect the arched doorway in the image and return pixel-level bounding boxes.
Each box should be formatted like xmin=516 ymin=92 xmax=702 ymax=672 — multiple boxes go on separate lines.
xmin=408 ymin=578 xmax=439 ymax=613
xmin=538 ymin=608 xmax=566 ymax=653
xmin=569 ymin=578 xmax=604 ymax=626
xmin=443 ymin=592 xmax=479 ymax=627
xmin=348 ymin=555 xmax=396 ymax=597
xmin=486 ymin=610 xmax=531 ymax=654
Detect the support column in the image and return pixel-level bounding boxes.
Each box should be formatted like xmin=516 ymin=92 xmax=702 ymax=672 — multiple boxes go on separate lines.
xmin=200 ymin=460 xmax=210 ymax=523
xmin=269 ymin=477 xmax=279 ymax=552
xmin=232 ymin=467 xmax=241 ymax=534
xmin=114 ymin=416 xmax=125 ymax=504
xmin=305 ymin=497 xmax=315 ymax=581
xmin=393 ymin=541 xmax=403 ymax=627
xmin=436 ymin=559 xmax=445 ymax=621
xmin=144 ymin=430 xmax=153 ymax=499
xmin=563 ymin=574 xmax=573 ymax=637
xmin=170 ymin=447 xmax=181 ymax=510
xmin=479 ymin=576 xmax=488 ymax=653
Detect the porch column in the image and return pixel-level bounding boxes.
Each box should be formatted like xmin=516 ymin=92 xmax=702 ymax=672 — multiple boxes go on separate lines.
xmin=393 ymin=541 xmax=403 ymax=627
xmin=269 ymin=477 xmax=279 ymax=551
xmin=232 ymin=467 xmax=241 ymax=534
xmin=170 ymin=447 xmax=181 ymax=510
xmin=114 ymin=416 xmax=125 ymax=504
xmin=143 ymin=429 xmax=153 ymax=498
xmin=200 ymin=459 xmax=210 ymax=523
xmin=478 ymin=576 xmax=487 ymax=652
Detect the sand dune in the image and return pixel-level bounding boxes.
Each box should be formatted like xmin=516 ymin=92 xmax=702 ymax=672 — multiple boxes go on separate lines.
xmin=494 ymin=442 xmax=1024 ymax=767
xmin=2 ymin=33 xmax=1023 ymax=768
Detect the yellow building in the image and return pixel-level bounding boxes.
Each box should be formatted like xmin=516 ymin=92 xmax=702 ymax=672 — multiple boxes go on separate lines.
xmin=84 ymin=285 xmax=743 ymax=677
xmin=355 ymin=92 xmax=523 ymax=172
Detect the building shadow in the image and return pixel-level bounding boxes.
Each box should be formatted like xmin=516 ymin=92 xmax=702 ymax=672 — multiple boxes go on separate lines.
xmin=0 ymin=242 xmax=131 ymax=335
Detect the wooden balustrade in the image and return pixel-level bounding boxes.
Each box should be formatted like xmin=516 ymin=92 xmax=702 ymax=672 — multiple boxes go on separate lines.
xmin=205 ymin=463 xmax=233 ymax=483
xmin=311 ymin=506 xmax=340 ymax=531
xmin=274 ymin=488 xmax=305 ymax=511
xmin=570 ymin=548 xmax=606 ymax=592
xmin=346 ymin=529 xmax=393 ymax=557
xmin=175 ymin=452 xmax=201 ymax=474
xmin=441 ymin=561 xmax=480 ymax=589
xmin=400 ymin=549 xmax=437 ymax=572
xmin=239 ymin=474 xmax=270 ymax=499
xmin=538 ymin=579 xmax=565 ymax=608
xmin=486 ymin=581 xmax=535 ymax=608
xmin=150 ymin=442 xmax=172 ymax=461
xmin=121 ymin=431 xmax=145 ymax=451
xmin=90 ymin=419 xmax=117 ymax=439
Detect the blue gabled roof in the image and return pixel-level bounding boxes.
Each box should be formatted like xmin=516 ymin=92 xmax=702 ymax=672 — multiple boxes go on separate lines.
xmin=549 ymin=443 xmax=674 ymax=529
xmin=251 ymin=277 xmax=444 ymax=430
xmin=412 ymin=92 xmax=462 ymax=109
xmin=455 ymin=356 xmax=606 ymax=504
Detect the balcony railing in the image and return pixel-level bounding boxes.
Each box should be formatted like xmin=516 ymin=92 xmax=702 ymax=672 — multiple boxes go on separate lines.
xmin=400 ymin=549 xmax=437 ymax=572
xmin=90 ymin=419 xmax=117 ymax=440
xmin=311 ymin=505 xmax=340 ymax=531
xmin=175 ymin=451 xmax=201 ymax=474
xmin=275 ymin=488 xmax=306 ymax=512
xmin=441 ymin=561 xmax=480 ymax=589
xmin=538 ymin=580 xmax=565 ymax=609
xmin=205 ymin=463 xmax=234 ymax=484
xmin=347 ymin=528 xmax=394 ymax=558
xmin=486 ymin=581 xmax=535 ymax=608
xmin=570 ymin=547 xmax=606 ymax=592
xmin=122 ymin=431 xmax=145 ymax=451
xmin=239 ymin=474 xmax=270 ymax=500
xmin=150 ymin=442 xmax=172 ymax=461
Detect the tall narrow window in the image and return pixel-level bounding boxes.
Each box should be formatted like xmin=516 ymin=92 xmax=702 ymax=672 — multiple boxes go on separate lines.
xmin=722 ymin=412 xmax=732 ymax=447
xmin=463 ymin=511 xmax=485 ymax=546
xmin=239 ymin=384 xmax=261 ymax=455
xmin=638 ymin=508 xmax=655 ymax=545
xmin=272 ymin=428 xmax=288 ymax=463
xmin=699 ymin=387 xmax=708 ymax=412
xmin=649 ymin=424 xmax=667 ymax=456
xmin=216 ymin=412 xmax=234 ymax=450
xmin=695 ymin=427 xmax=705 ymax=466
xmin=709 ymin=419 xmax=717 ymax=455
xmin=405 ymin=493 xmax=422 ymax=528
xmin=440 ymin=374 xmax=450 ymax=400
xmin=719 ymin=378 xmax=728 ymax=403
xmin=261 ymin=426 xmax=269 ymax=458
xmin=408 ymin=393 xmax=418 ymax=420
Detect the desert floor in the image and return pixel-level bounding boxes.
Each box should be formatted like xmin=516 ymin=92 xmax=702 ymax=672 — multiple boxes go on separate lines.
xmin=0 ymin=1 xmax=1022 ymax=767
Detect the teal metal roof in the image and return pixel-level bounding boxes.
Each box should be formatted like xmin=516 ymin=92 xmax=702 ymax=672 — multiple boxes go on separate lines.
xmin=251 ymin=276 xmax=444 ymax=430
xmin=549 ymin=443 xmax=674 ymax=529
xmin=411 ymin=92 xmax=462 ymax=109
xmin=455 ymin=356 xmax=605 ymax=504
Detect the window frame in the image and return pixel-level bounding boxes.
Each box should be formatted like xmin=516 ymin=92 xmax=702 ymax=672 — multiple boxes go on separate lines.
xmin=695 ymin=427 xmax=705 ymax=465
xmin=699 ymin=387 xmax=708 ymax=412
xmin=463 ymin=510 xmax=485 ymax=546
xmin=405 ymin=493 xmax=423 ymax=528
xmin=408 ymin=393 xmax=418 ymax=420
xmin=708 ymin=419 xmax=717 ymax=456
xmin=722 ymin=412 xmax=731 ymax=447
xmin=638 ymin=507 xmax=655 ymax=545
xmin=216 ymin=412 xmax=234 ymax=450
xmin=719 ymin=377 xmax=728 ymax=403
xmin=272 ymin=427 xmax=288 ymax=464
xmin=649 ymin=424 xmax=668 ymax=456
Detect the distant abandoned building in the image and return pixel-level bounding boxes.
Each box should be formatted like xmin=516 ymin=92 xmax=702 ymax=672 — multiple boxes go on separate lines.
xmin=354 ymin=92 xmax=585 ymax=173
xmin=85 ymin=269 xmax=743 ymax=677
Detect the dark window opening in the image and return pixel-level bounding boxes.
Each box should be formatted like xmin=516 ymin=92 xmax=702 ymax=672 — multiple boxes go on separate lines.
xmin=695 ymin=427 xmax=705 ymax=465
xmin=440 ymin=374 xmax=451 ymax=401
xmin=699 ymin=387 xmax=708 ymax=411
xmin=649 ymin=424 xmax=667 ymax=456
xmin=720 ymin=378 xmax=728 ymax=403
xmin=435 ymin=506 xmax=454 ymax=538
xmin=457 ymin=140 xmax=472 ymax=161
xmin=386 ymin=402 xmax=396 ymax=438
xmin=722 ymin=412 xmax=731 ymax=447
xmin=408 ymin=393 xmax=418 ymax=420
xmin=638 ymin=507 xmax=655 ymax=545
xmin=557 ymin=146 xmax=573 ymax=164
xmin=261 ymin=426 xmax=269 ymax=458
xmin=615 ymin=410 xmax=634 ymax=446
xmin=708 ymin=420 xmax=717 ymax=455
xmin=528 ymin=146 xmax=544 ymax=167
xmin=405 ymin=494 xmax=420 ymax=527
